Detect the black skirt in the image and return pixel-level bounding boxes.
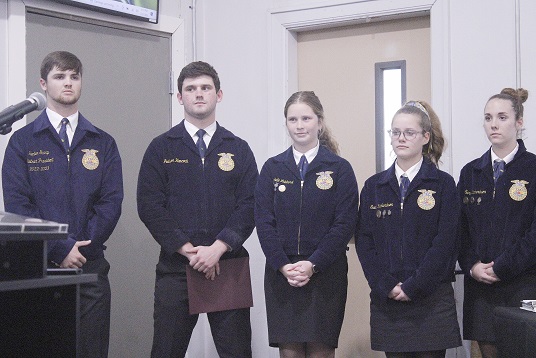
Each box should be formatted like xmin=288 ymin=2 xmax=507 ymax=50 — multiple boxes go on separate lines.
xmin=370 ymin=282 xmax=461 ymax=352
xmin=264 ymin=255 xmax=348 ymax=348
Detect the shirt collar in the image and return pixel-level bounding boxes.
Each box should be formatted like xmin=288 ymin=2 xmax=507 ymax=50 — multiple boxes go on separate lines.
xmin=292 ymin=140 xmax=320 ymax=165
xmin=46 ymin=108 xmax=79 ymax=132
xmin=491 ymin=143 xmax=519 ymax=165
xmin=184 ymin=119 xmax=217 ymax=140
xmin=395 ymin=157 xmax=423 ymax=184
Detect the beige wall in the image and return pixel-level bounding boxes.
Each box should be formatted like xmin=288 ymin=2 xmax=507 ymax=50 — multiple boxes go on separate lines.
xmin=297 ymin=16 xmax=431 ymax=357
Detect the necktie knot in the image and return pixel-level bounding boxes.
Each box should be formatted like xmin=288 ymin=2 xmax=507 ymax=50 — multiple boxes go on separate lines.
xmin=493 ymin=159 xmax=505 ymax=183
xmin=196 ymin=129 xmax=207 ymax=158
xmin=298 ymin=155 xmax=308 ymax=180
xmin=400 ymin=175 xmax=410 ymax=202
xmin=59 ymin=118 xmax=70 ymax=153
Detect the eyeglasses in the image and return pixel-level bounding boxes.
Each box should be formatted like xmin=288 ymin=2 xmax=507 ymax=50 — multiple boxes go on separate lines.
xmin=387 ymin=129 xmax=423 ymax=140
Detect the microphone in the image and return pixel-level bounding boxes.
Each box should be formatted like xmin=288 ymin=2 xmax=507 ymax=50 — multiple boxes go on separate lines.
xmin=0 ymin=92 xmax=47 ymax=135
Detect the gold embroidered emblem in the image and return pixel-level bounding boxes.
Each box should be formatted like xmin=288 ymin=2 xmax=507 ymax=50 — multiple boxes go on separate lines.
xmin=509 ymin=180 xmax=529 ymax=201
xmin=417 ymin=189 xmax=436 ymax=210
xmin=81 ymin=149 xmax=99 ymax=170
xmin=217 ymin=153 xmax=235 ymax=172
xmin=316 ymin=171 xmax=334 ymax=190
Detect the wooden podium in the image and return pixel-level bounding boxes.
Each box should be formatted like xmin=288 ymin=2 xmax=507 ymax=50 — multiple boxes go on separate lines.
xmin=0 ymin=212 xmax=96 ymax=357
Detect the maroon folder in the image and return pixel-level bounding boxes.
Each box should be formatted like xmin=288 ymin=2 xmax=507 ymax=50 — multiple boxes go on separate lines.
xmin=186 ymin=256 xmax=253 ymax=314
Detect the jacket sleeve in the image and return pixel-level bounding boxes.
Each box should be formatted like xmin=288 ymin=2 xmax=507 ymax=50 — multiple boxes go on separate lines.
xmin=81 ymin=137 xmax=123 ymax=250
xmin=214 ymin=141 xmax=258 ymax=250
xmin=493 ymin=201 xmax=536 ymax=281
xmin=457 ymin=168 xmax=480 ymax=275
xmin=2 ymin=132 xmax=43 ymax=219
xmin=254 ymin=161 xmax=292 ymax=271
xmin=308 ymin=160 xmax=359 ymax=272
xmin=356 ymin=179 xmax=400 ymax=298
xmin=137 ymin=138 xmax=191 ymax=255
xmin=401 ymin=175 xmax=459 ymax=300
xmin=2 ymin=132 xmax=77 ymax=263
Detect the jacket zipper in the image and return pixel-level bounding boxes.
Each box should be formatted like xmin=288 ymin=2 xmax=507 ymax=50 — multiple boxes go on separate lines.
xmin=297 ymin=179 xmax=304 ymax=254
xmin=400 ymin=195 xmax=404 ymax=261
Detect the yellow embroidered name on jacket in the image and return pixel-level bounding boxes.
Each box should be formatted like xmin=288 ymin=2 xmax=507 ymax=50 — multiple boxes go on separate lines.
xmin=274 ymin=178 xmax=294 ymax=185
xmin=464 ymin=190 xmax=487 ymax=195
xmin=370 ymin=203 xmax=394 ymax=210
xmin=28 ymin=150 xmax=50 ymax=156
xmin=163 ymin=158 xmax=189 ymax=164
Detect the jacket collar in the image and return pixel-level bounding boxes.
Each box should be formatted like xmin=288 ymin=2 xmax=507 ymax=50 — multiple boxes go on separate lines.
xmin=275 ymin=145 xmax=339 ymax=180
xmin=378 ymin=157 xmax=440 ymax=195
xmin=32 ymin=110 xmax=99 ymax=151
xmin=472 ymin=139 xmax=527 ymax=171
xmin=166 ymin=119 xmax=234 ymax=157
xmin=32 ymin=110 xmax=98 ymax=135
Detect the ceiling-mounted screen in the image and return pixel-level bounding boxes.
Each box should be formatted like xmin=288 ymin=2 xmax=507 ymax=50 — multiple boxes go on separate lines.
xmin=52 ymin=0 xmax=159 ymax=24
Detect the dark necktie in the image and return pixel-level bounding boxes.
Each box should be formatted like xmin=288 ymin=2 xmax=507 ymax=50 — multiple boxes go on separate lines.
xmin=298 ymin=155 xmax=308 ymax=180
xmin=196 ymin=129 xmax=207 ymax=158
xmin=59 ymin=118 xmax=70 ymax=154
xmin=400 ymin=175 xmax=410 ymax=202
xmin=493 ymin=159 xmax=505 ymax=184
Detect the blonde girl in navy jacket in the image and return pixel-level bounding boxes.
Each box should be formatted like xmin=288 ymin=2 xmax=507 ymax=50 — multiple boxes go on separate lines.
xmin=356 ymin=101 xmax=461 ymax=358
xmin=459 ymin=88 xmax=536 ymax=358
xmin=255 ymin=91 xmax=358 ymax=358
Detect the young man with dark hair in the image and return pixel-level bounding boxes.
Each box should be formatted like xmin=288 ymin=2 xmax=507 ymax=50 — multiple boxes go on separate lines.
xmin=137 ymin=61 xmax=257 ymax=358
xmin=2 ymin=50 xmax=123 ymax=358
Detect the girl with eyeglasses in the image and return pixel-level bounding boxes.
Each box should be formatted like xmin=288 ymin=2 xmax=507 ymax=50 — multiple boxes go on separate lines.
xmin=255 ymin=91 xmax=359 ymax=358
xmin=356 ymin=101 xmax=461 ymax=358
xmin=458 ymin=88 xmax=536 ymax=358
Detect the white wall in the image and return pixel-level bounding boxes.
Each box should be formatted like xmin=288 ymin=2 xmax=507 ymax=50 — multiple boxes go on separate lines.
xmin=3 ymin=0 xmax=536 ymax=356
xmin=0 ymin=0 xmax=7 ymax=188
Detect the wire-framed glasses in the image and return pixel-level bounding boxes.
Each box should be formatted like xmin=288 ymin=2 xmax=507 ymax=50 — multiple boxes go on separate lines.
xmin=387 ymin=129 xmax=423 ymax=140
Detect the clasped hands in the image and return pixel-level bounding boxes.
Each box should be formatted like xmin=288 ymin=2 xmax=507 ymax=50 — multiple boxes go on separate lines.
xmin=280 ymin=261 xmax=314 ymax=288
xmin=470 ymin=261 xmax=500 ymax=284
xmin=388 ymin=282 xmax=410 ymax=302
xmin=179 ymin=240 xmax=228 ymax=280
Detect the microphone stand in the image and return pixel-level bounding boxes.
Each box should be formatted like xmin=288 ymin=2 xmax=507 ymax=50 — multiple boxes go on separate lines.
xmin=0 ymin=109 xmax=27 ymax=135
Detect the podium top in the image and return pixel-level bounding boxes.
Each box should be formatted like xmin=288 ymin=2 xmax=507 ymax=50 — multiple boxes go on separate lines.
xmin=0 ymin=212 xmax=68 ymax=234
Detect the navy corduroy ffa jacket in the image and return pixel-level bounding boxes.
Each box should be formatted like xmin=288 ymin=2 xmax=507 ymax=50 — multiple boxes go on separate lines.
xmin=137 ymin=120 xmax=258 ymax=273
xmin=2 ymin=110 xmax=123 ymax=264
xmin=458 ymin=139 xmax=536 ymax=281
xmin=356 ymin=158 xmax=458 ymax=302
xmin=255 ymin=145 xmax=359 ymax=272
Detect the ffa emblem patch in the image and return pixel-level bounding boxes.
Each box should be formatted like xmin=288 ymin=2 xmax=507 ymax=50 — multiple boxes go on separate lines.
xmin=316 ymin=171 xmax=334 ymax=190
xmin=217 ymin=153 xmax=235 ymax=172
xmin=417 ymin=189 xmax=436 ymax=210
xmin=509 ymin=180 xmax=529 ymax=201
xmin=81 ymin=149 xmax=99 ymax=170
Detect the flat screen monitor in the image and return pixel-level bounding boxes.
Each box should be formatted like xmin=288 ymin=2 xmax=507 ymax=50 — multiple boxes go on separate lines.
xmin=52 ymin=0 xmax=159 ymax=24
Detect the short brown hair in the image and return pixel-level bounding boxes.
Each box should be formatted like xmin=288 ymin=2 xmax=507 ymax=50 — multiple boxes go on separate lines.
xmin=40 ymin=51 xmax=83 ymax=80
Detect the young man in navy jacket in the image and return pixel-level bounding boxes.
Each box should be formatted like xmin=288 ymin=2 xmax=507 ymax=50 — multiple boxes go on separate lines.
xmin=2 ymin=51 xmax=123 ymax=358
xmin=137 ymin=61 xmax=258 ymax=358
